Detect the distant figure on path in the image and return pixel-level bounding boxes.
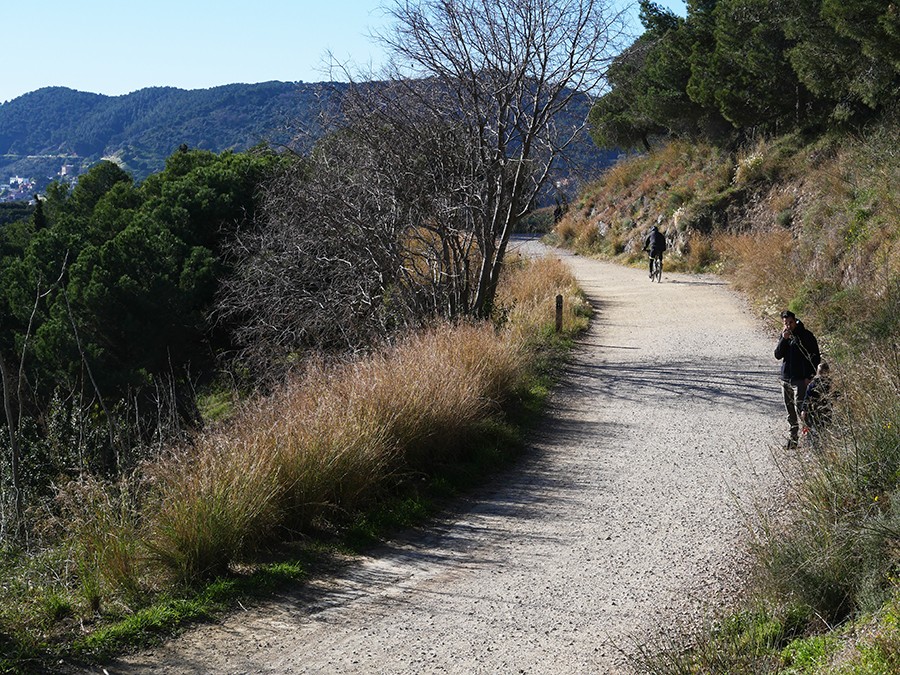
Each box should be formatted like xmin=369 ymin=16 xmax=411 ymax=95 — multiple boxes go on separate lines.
xmin=642 ymin=224 xmax=667 ymax=278
xmin=775 ymin=310 xmax=820 ymax=448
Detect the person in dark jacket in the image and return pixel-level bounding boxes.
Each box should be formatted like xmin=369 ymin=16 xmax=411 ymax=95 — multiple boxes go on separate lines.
xmin=642 ymin=225 xmax=667 ymax=277
xmin=775 ymin=309 xmax=820 ymax=448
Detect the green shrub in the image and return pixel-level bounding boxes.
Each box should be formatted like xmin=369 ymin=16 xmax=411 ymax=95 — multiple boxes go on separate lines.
xmin=781 ymin=634 xmax=839 ymax=673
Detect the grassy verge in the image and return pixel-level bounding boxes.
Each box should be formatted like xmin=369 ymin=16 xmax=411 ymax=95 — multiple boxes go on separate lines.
xmin=0 ymin=253 xmax=589 ymax=673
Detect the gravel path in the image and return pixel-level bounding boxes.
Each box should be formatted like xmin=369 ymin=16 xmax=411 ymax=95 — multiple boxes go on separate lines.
xmin=95 ymin=237 xmax=786 ymax=674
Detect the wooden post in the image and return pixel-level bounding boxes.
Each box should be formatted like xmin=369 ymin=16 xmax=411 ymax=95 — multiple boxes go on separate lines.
xmin=555 ymin=294 xmax=563 ymax=332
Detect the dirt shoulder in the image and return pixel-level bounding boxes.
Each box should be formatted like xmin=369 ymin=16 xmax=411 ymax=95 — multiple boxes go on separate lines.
xmin=94 ymin=238 xmax=786 ymax=674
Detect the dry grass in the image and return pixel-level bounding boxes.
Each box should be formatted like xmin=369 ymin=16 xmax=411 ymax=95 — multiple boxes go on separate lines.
xmin=497 ymin=254 xmax=591 ymax=339
xmin=600 ymin=153 xmax=646 ymax=193
xmin=553 ymin=216 xmax=580 ymax=243
xmin=712 ymin=230 xmax=803 ymax=319
xmin=142 ymin=321 xmax=526 ymax=581
xmin=145 ymin=440 xmax=283 ymax=583
xmin=56 ymin=253 xmax=584 ymax=590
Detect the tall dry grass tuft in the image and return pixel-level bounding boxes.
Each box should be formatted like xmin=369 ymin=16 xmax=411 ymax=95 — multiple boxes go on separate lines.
xmin=145 ymin=440 xmax=283 ymax=583
xmin=143 ymin=322 xmax=532 ymax=580
xmin=599 ymin=153 xmax=646 ymax=194
xmin=713 ymin=231 xmax=803 ymax=318
xmin=553 ymin=216 xmax=580 ymax=243
xmin=210 ymin=373 xmax=397 ymax=532
xmin=497 ymin=254 xmax=590 ymax=339
xmin=318 ymin=322 xmax=526 ymax=471
xmin=683 ymin=232 xmax=716 ymax=271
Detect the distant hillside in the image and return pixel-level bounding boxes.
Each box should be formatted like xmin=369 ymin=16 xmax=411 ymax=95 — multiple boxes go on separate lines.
xmin=0 ymin=82 xmax=342 ymax=187
xmin=0 ymin=81 xmax=616 ymax=197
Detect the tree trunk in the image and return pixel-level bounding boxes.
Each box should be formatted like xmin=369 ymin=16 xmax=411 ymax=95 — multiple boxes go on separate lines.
xmin=0 ymin=351 xmax=24 ymax=539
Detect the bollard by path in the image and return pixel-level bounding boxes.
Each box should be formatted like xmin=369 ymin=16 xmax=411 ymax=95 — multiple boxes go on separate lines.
xmin=556 ymin=294 xmax=563 ymax=332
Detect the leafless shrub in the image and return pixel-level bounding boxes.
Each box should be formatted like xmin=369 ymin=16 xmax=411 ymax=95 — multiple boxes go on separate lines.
xmin=217 ymin=149 xmax=397 ymax=378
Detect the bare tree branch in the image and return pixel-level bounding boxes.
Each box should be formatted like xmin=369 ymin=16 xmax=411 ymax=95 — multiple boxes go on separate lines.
xmin=374 ymin=0 xmax=630 ymax=315
xmin=219 ymin=0 xmax=628 ymax=381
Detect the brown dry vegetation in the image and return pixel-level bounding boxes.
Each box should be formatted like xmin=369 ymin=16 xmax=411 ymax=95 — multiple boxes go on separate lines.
xmin=0 ymin=254 xmax=589 ymax=670
xmin=148 ymin=256 xmax=584 ymax=582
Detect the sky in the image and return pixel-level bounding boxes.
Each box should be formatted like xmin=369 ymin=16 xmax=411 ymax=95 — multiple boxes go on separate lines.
xmin=1 ymin=0 xmax=686 ymax=104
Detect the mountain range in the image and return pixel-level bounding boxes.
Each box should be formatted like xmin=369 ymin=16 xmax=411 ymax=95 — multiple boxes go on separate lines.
xmin=0 ymin=81 xmax=616 ymax=196
xmin=0 ymin=82 xmax=338 ymax=186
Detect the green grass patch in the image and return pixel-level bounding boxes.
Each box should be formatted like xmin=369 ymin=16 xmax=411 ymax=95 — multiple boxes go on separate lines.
xmin=196 ymin=388 xmax=237 ymax=425
xmin=781 ymin=634 xmax=840 ymax=673
xmin=69 ymin=561 xmax=307 ymax=663
xmin=344 ymin=496 xmax=435 ymax=551
xmin=631 ymin=604 xmax=813 ymax=673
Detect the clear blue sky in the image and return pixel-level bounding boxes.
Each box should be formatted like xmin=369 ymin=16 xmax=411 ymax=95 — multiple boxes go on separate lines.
xmin=2 ymin=0 xmax=685 ymax=104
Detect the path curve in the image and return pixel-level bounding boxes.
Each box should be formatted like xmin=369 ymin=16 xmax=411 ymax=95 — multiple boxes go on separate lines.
xmin=96 ymin=237 xmax=786 ymax=674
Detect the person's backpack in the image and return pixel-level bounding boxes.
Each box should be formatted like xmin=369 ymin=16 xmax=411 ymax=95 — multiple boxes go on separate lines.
xmin=804 ymin=378 xmax=833 ymax=428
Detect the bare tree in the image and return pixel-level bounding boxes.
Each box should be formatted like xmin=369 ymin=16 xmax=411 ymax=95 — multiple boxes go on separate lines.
xmin=372 ymin=0 xmax=629 ymax=316
xmin=219 ymin=96 xmax=492 ymax=377
xmin=217 ymin=144 xmax=404 ymax=378
xmin=219 ymin=0 xmax=628 ymax=377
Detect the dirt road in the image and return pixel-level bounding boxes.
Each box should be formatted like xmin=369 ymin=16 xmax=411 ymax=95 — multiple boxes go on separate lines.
xmin=96 ymin=237 xmax=785 ymax=674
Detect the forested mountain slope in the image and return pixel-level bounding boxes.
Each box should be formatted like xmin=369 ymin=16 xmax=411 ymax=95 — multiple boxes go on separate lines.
xmin=0 ymin=81 xmax=615 ymax=192
xmin=0 ymin=82 xmax=336 ymax=183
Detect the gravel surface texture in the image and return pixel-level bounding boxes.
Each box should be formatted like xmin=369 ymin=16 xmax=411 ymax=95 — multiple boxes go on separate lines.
xmin=93 ymin=237 xmax=787 ymax=674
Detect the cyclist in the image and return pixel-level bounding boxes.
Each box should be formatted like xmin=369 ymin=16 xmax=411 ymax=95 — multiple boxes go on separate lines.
xmin=642 ymin=224 xmax=667 ymax=279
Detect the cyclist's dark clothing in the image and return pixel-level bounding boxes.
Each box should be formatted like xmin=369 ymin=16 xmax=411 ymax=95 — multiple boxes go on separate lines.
xmin=643 ymin=227 xmax=666 ymax=276
xmin=643 ymin=228 xmax=667 ymax=256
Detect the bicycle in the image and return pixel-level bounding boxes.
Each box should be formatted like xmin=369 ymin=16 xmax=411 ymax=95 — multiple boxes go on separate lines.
xmin=649 ymin=253 xmax=662 ymax=282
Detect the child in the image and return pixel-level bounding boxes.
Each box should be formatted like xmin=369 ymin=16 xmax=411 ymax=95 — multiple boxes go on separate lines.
xmin=801 ymin=361 xmax=834 ymax=442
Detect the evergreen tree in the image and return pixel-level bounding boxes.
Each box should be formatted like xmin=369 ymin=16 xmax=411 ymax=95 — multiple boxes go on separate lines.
xmin=784 ymin=0 xmax=899 ymax=119
xmin=702 ymin=0 xmax=810 ymax=131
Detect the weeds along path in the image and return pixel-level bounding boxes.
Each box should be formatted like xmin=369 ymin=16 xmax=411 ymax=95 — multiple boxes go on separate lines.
xmin=97 ymin=236 xmax=786 ymax=674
